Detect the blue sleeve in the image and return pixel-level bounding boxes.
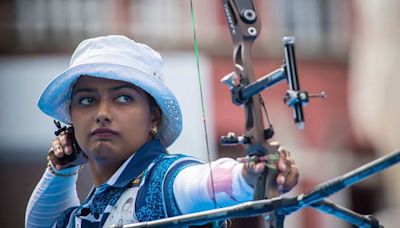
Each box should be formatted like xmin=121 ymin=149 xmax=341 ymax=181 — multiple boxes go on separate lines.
xmin=135 ymin=154 xmax=202 ymax=221
xmin=163 ymin=157 xmax=203 ymax=217
xmin=25 ymin=166 xmax=80 ymax=228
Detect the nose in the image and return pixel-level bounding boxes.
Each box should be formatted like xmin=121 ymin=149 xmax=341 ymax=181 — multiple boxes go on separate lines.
xmin=95 ymin=101 xmax=112 ymax=125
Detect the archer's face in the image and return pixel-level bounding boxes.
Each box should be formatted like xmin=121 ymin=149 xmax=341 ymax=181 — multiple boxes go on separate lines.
xmin=70 ymin=76 xmax=155 ymax=165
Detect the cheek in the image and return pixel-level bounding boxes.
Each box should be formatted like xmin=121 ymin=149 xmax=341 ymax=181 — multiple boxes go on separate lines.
xmin=122 ymin=109 xmax=153 ymax=135
xmin=70 ymin=106 xmax=80 ymax=124
xmin=132 ymin=111 xmax=152 ymax=130
xmin=70 ymin=109 xmax=89 ymax=146
xmin=70 ymin=106 xmax=92 ymax=127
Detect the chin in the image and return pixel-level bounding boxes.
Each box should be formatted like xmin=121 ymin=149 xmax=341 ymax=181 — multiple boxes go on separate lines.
xmin=88 ymin=142 xmax=116 ymax=158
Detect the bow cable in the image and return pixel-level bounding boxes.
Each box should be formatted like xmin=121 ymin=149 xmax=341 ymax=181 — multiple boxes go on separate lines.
xmin=259 ymin=94 xmax=274 ymax=134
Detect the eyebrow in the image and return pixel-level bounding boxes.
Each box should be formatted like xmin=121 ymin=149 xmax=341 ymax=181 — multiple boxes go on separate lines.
xmin=72 ymin=88 xmax=96 ymax=96
xmin=109 ymin=84 xmax=141 ymax=93
xmin=72 ymin=84 xmax=141 ymax=96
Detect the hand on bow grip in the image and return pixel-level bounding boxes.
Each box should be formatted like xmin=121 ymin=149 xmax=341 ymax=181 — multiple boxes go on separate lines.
xmin=240 ymin=142 xmax=299 ymax=194
xmin=47 ymin=120 xmax=87 ymax=170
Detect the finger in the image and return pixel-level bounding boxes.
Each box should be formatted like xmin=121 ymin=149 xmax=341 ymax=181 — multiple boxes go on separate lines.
xmin=286 ymin=156 xmax=296 ymax=168
xmin=48 ymin=149 xmax=78 ymax=170
xmin=47 ymin=149 xmax=62 ymax=170
xmin=278 ymin=146 xmax=289 ymax=157
xmin=252 ymin=162 xmax=265 ymax=174
xmin=283 ymin=165 xmax=299 ymax=191
xmin=277 ymin=150 xmax=288 ymax=173
xmin=245 ymin=161 xmax=265 ymax=174
xmin=278 ymin=147 xmax=294 ymax=173
xmin=278 ymin=160 xmax=286 ymax=173
xmin=285 ymin=156 xmax=296 ymax=174
xmin=59 ymin=133 xmax=73 ymax=155
xmin=47 ymin=148 xmax=55 ymax=165
xmin=52 ymin=139 xmax=64 ymax=158
xmin=276 ymin=173 xmax=286 ymax=186
xmin=269 ymin=141 xmax=281 ymax=147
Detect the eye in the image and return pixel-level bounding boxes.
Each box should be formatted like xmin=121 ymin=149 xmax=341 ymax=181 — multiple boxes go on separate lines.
xmin=115 ymin=95 xmax=133 ymax=103
xmin=79 ymin=97 xmax=95 ymax=105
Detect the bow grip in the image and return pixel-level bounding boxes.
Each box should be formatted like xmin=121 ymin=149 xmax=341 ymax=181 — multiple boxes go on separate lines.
xmin=283 ymin=37 xmax=305 ymax=129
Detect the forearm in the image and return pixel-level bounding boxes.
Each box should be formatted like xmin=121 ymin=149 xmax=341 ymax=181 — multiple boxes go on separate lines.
xmin=173 ymin=158 xmax=253 ymax=214
xmin=25 ymin=165 xmax=80 ymax=228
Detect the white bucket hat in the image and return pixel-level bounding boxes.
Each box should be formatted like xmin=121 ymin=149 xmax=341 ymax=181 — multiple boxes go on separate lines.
xmin=38 ymin=35 xmax=182 ymax=147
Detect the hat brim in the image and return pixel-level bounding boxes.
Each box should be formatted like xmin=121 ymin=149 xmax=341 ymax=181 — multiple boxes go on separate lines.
xmin=38 ymin=63 xmax=182 ymax=147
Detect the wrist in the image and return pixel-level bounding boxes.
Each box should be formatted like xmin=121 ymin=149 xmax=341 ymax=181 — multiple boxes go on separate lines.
xmin=47 ymin=161 xmax=82 ymax=177
xmin=233 ymin=163 xmax=254 ymax=201
xmin=241 ymin=164 xmax=259 ymax=187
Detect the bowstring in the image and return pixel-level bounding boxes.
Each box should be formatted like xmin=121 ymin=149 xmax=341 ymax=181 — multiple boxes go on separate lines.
xmin=189 ymin=0 xmax=218 ymax=210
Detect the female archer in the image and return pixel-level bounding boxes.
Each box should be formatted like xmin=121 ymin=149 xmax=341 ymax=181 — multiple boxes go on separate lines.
xmin=25 ymin=35 xmax=299 ymax=227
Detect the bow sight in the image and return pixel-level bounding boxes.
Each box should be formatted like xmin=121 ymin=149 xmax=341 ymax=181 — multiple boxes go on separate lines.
xmin=220 ymin=0 xmax=326 ymax=149
xmin=220 ymin=35 xmax=326 ymax=144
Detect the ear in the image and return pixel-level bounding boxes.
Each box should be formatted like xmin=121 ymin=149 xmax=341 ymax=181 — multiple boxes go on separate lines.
xmin=151 ymin=105 xmax=162 ymax=127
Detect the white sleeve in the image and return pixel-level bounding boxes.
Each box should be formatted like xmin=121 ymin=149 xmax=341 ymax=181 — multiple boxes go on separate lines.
xmin=25 ymin=166 xmax=80 ymax=228
xmin=173 ymin=158 xmax=253 ymax=214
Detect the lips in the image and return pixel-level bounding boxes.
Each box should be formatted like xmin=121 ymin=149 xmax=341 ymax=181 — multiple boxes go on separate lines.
xmin=92 ymin=128 xmax=118 ymax=138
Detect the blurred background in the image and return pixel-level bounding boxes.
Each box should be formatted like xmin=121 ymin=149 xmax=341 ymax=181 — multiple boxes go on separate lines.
xmin=1 ymin=0 xmax=399 ymax=227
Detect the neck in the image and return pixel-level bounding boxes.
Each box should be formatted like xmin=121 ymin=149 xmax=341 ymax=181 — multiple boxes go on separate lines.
xmin=89 ymin=159 xmax=125 ymax=187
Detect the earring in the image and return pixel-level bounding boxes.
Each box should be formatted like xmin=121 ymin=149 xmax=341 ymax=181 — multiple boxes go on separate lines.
xmin=150 ymin=125 xmax=158 ymax=136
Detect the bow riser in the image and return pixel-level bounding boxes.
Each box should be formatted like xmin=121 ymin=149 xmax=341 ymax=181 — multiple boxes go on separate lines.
xmin=223 ymin=0 xmax=280 ymax=200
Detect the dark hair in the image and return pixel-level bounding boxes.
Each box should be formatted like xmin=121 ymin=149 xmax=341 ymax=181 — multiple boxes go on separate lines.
xmin=145 ymin=92 xmax=162 ymax=126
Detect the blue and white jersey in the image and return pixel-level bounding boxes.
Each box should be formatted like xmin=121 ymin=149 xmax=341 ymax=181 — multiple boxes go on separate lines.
xmin=26 ymin=139 xmax=253 ymax=228
xmin=50 ymin=140 xmax=202 ymax=228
